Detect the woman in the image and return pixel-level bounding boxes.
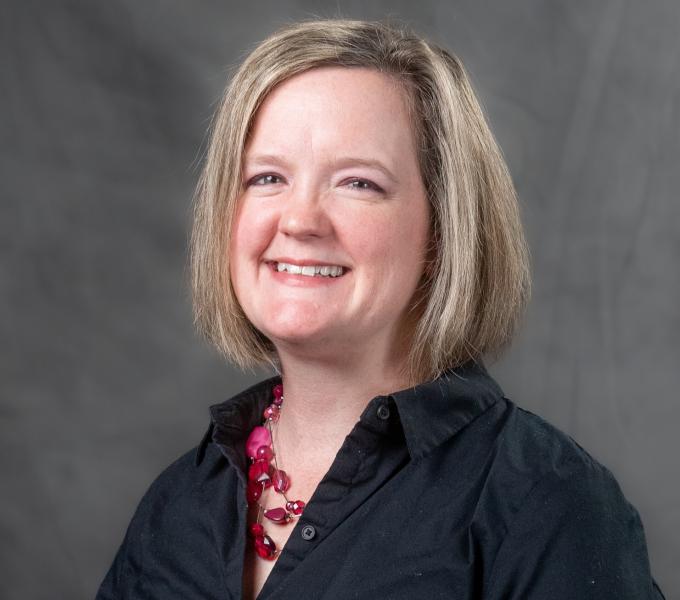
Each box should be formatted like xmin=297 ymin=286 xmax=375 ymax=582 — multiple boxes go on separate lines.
xmin=97 ymin=18 xmax=664 ymax=599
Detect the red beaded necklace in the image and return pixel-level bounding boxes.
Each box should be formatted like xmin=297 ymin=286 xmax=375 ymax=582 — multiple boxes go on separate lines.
xmin=245 ymin=383 xmax=306 ymax=560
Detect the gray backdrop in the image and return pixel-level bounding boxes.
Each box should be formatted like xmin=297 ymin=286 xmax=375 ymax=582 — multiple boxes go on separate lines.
xmin=2 ymin=1 xmax=678 ymax=598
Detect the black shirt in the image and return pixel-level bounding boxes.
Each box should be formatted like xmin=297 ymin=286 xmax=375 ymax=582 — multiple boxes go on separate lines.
xmin=96 ymin=361 xmax=665 ymax=599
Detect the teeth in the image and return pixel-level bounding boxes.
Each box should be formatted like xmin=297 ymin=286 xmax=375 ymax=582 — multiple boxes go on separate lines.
xmin=274 ymin=262 xmax=344 ymax=277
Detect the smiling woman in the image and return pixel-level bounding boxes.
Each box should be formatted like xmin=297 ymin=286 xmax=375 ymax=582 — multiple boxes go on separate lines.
xmin=96 ymin=18 xmax=664 ymax=600
xmin=230 ymin=66 xmax=430 ymax=372
xmin=190 ymin=22 xmax=531 ymax=386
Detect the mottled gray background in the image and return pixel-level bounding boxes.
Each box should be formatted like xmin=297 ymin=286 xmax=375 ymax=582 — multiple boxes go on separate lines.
xmin=1 ymin=1 xmax=678 ymax=598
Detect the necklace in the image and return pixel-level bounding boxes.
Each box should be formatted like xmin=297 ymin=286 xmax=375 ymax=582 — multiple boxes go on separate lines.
xmin=245 ymin=383 xmax=306 ymax=560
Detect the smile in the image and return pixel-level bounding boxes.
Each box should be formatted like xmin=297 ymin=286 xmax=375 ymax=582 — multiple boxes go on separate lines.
xmin=269 ymin=261 xmax=346 ymax=278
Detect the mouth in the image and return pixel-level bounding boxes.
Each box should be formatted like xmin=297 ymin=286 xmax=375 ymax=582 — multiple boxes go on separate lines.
xmin=265 ymin=261 xmax=348 ymax=278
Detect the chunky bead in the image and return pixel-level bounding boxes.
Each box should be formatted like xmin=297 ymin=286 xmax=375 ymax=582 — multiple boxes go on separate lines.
xmin=246 ymin=426 xmax=271 ymax=459
xmin=248 ymin=460 xmax=270 ymax=483
xmin=256 ymin=445 xmax=274 ymax=461
xmin=254 ymin=534 xmax=277 ymax=559
xmin=263 ymin=404 xmax=280 ymax=422
xmin=249 ymin=522 xmax=264 ymax=537
xmin=264 ymin=507 xmax=290 ymax=523
xmin=272 ymin=468 xmax=290 ymax=493
xmin=246 ymin=480 xmax=263 ymax=503
xmin=285 ymin=500 xmax=305 ymax=515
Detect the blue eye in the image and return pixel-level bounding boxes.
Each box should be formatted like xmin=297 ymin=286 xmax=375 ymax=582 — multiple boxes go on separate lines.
xmin=346 ymin=179 xmax=382 ymax=192
xmin=250 ymin=174 xmax=282 ymax=186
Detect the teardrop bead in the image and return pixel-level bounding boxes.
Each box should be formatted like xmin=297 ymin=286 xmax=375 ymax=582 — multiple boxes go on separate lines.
xmin=273 ymin=384 xmax=283 ymax=401
xmin=263 ymin=507 xmax=290 ymax=523
xmin=246 ymin=426 xmax=271 ymax=459
xmin=273 ymin=468 xmax=290 ymax=493
xmin=254 ymin=534 xmax=277 ymax=559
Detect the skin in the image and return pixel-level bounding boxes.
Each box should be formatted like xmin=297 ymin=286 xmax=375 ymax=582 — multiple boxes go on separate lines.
xmin=230 ymin=66 xmax=430 ymax=598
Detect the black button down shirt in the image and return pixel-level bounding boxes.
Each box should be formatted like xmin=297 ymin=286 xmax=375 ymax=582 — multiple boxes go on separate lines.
xmin=96 ymin=361 xmax=665 ymax=599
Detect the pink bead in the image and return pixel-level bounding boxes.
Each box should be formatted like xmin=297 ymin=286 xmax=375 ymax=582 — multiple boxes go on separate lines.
xmin=246 ymin=426 xmax=271 ymax=459
xmin=263 ymin=404 xmax=280 ymax=422
xmin=248 ymin=460 xmax=270 ymax=483
xmin=285 ymin=500 xmax=305 ymax=515
xmin=246 ymin=480 xmax=263 ymax=503
xmin=263 ymin=507 xmax=290 ymax=523
xmin=273 ymin=384 xmax=283 ymax=400
xmin=256 ymin=445 xmax=273 ymax=461
xmin=272 ymin=469 xmax=290 ymax=493
xmin=254 ymin=534 xmax=277 ymax=559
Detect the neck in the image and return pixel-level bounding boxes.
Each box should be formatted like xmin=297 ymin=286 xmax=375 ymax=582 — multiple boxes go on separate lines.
xmin=271 ymin=345 xmax=410 ymax=472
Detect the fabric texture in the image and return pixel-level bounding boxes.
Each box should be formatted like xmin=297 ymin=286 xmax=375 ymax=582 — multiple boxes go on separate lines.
xmin=96 ymin=361 xmax=665 ymax=599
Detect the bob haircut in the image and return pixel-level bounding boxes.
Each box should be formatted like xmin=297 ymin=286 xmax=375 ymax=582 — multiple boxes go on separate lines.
xmin=191 ymin=18 xmax=530 ymax=384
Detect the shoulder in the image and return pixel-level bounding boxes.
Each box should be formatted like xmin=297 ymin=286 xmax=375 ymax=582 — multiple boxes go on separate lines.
xmin=130 ymin=445 xmax=209 ymax=519
xmin=127 ymin=438 xmax=237 ymax=537
xmin=492 ymin=400 xmax=620 ymax=503
xmin=486 ymin=400 xmax=645 ymax=541
xmin=96 ymin=443 xmax=234 ymax=599
xmin=480 ymin=401 xmax=662 ymax=598
xmin=495 ymin=402 xmax=635 ymax=535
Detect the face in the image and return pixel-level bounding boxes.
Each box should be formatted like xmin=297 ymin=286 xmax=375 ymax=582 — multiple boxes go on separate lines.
xmin=230 ymin=66 xmax=430 ymax=363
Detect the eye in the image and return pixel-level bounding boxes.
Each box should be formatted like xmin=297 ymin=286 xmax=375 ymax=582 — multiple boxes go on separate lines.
xmin=345 ymin=178 xmax=383 ymax=193
xmin=249 ymin=173 xmax=283 ymax=186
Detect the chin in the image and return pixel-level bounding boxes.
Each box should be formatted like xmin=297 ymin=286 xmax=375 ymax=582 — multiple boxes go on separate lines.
xmin=260 ymin=318 xmax=340 ymax=351
xmin=257 ymin=301 xmax=331 ymax=333
xmin=265 ymin=324 xmax=328 ymax=346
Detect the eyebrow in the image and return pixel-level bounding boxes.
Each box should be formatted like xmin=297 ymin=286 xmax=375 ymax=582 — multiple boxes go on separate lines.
xmin=243 ymin=153 xmax=398 ymax=183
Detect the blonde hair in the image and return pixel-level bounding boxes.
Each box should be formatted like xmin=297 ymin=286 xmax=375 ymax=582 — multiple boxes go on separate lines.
xmin=191 ymin=18 xmax=531 ymax=384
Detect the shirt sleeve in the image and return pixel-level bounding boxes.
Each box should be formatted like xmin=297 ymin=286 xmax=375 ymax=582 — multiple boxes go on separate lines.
xmin=95 ymin=494 xmax=146 ymax=600
xmin=93 ymin=448 xmax=210 ymax=600
xmin=485 ymin=459 xmax=665 ymax=599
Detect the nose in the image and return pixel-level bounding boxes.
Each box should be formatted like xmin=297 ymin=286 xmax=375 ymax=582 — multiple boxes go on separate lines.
xmin=278 ymin=183 xmax=332 ymax=239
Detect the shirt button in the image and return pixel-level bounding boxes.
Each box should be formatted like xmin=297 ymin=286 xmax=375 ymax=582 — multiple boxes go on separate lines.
xmin=301 ymin=524 xmax=316 ymax=541
xmin=377 ymin=404 xmax=390 ymax=420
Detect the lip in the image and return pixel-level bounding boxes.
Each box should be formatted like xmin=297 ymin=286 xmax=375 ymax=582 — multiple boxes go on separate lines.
xmin=265 ymin=257 xmax=350 ymax=269
xmin=263 ymin=259 xmax=350 ymax=286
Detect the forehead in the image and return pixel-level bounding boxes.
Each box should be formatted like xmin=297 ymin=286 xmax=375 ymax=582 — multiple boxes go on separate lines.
xmin=244 ymin=66 xmax=417 ymax=162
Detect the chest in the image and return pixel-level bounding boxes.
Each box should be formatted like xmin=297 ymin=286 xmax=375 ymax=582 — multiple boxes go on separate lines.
xmin=241 ymin=471 xmax=326 ymax=599
xmin=236 ymin=441 xmax=482 ymax=599
xmin=241 ymin=546 xmax=278 ymax=600
xmin=241 ymin=508 xmax=304 ymax=600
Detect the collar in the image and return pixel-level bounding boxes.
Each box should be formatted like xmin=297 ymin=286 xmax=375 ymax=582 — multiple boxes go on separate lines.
xmin=389 ymin=359 xmax=504 ymax=459
xmin=195 ymin=359 xmax=504 ymax=467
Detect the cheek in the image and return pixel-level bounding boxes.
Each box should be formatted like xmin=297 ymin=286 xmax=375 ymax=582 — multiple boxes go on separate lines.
xmin=229 ymin=202 xmax=271 ymax=310
xmin=231 ymin=201 xmax=274 ymax=266
xmin=384 ymin=208 xmax=430 ymax=297
xmin=348 ymin=209 xmax=428 ymax=294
